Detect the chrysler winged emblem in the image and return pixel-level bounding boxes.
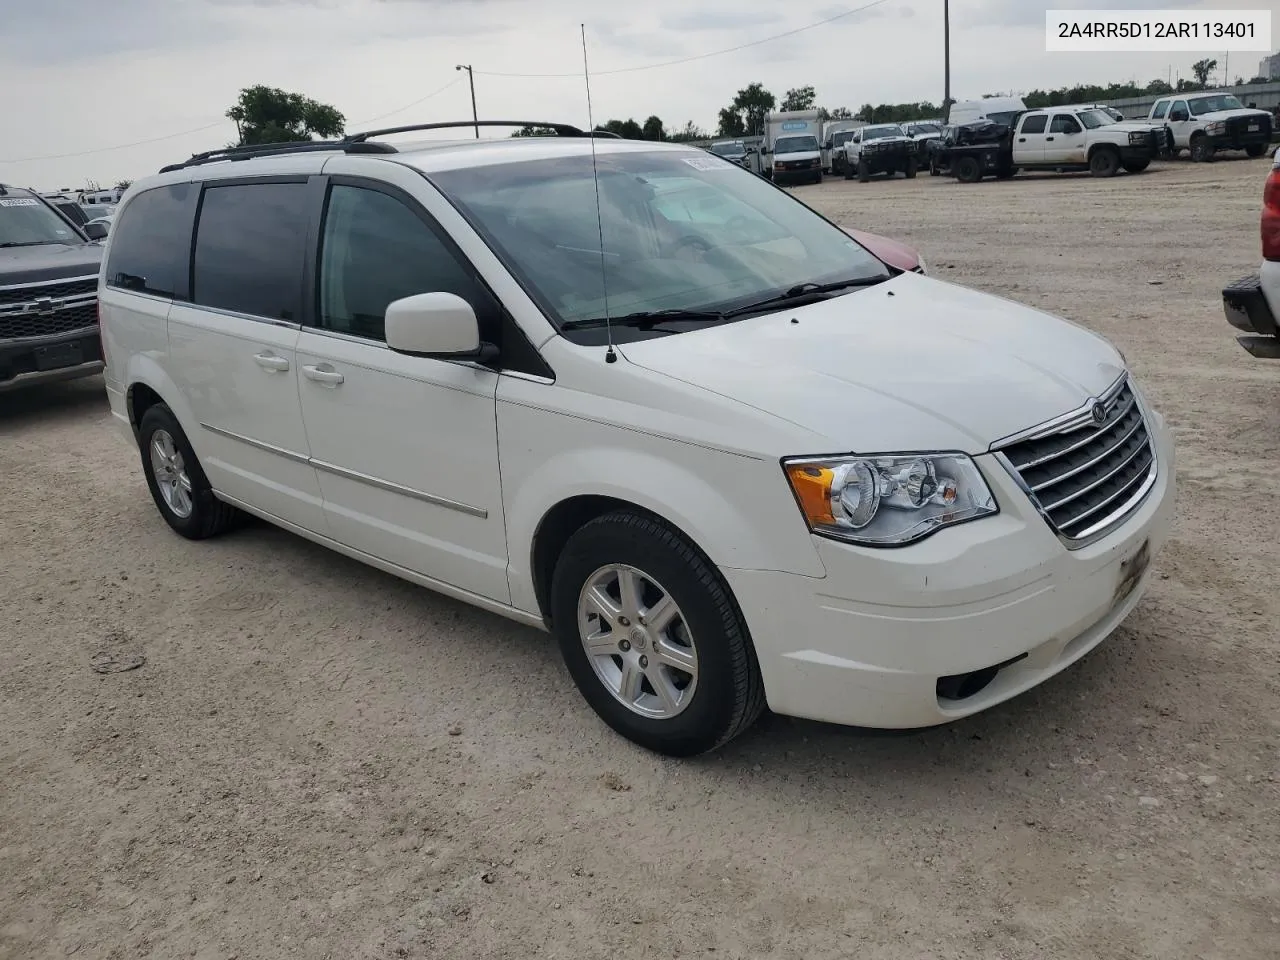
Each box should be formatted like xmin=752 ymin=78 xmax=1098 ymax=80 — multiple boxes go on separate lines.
xmin=1091 ymin=401 xmax=1107 ymax=425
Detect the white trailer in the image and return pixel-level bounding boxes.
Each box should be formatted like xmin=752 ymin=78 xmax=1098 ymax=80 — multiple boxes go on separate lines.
xmin=763 ymin=110 xmax=823 ymax=185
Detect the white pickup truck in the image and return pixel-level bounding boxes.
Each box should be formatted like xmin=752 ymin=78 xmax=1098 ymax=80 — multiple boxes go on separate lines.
xmin=1147 ymin=92 xmax=1273 ymax=162
xmin=942 ymin=106 xmax=1165 ymax=183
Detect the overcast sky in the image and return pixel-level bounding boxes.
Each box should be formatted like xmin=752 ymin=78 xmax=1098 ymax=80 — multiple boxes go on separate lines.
xmin=2 ymin=0 xmax=1275 ymax=189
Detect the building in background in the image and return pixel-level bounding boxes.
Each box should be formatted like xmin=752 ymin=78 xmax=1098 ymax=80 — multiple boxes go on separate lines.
xmin=1258 ymin=53 xmax=1280 ymax=81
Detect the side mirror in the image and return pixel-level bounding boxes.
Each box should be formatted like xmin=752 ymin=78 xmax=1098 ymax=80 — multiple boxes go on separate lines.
xmin=822 ymin=141 xmax=832 ymax=150
xmin=84 ymin=222 xmax=109 ymax=241
xmin=385 ymin=292 xmax=496 ymax=362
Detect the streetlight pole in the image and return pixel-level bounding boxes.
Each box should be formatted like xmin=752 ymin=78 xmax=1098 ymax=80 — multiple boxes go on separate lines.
xmin=943 ymin=0 xmax=951 ymax=123
xmin=456 ymin=64 xmax=478 ymax=139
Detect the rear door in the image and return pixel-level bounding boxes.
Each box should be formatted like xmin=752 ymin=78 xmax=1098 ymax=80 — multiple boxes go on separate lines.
xmin=1014 ymin=113 xmax=1049 ymax=163
xmin=166 ymin=171 xmax=325 ymax=532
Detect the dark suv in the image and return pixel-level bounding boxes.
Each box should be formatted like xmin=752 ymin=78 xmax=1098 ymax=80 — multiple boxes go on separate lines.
xmin=1 ymin=185 xmax=108 ymax=392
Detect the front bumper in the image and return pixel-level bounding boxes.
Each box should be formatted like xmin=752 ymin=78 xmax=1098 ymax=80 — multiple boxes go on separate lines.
xmin=1222 ymin=270 xmax=1280 ymax=358
xmin=0 ymin=326 xmax=104 ymax=392
xmin=1207 ymin=128 xmax=1270 ymax=151
xmin=723 ymin=408 xmax=1176 ymax=729
xmin=773 ymin=165 xmax=822 ymax=184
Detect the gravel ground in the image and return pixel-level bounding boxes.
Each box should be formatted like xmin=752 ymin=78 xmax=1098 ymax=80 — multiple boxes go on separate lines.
xmin=3 ymin=158 xmax=1279 ymax=960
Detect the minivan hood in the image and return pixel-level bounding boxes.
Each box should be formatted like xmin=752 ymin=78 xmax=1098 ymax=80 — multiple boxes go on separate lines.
xmin=0 ymin=243 xmax=103 ymax=287
xmin=618 ymin=273 xmax=1124 ymax=454
xmin=776 ymin=150 xmax=820 ymax=161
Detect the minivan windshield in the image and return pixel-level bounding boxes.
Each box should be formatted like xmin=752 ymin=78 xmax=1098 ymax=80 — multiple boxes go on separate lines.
xmin=1189 ymin=94 xmax=1244 ymax=116
xmin=709 ymin=142 xmax=745 ymax=157
xmin=0 ymin=196 xmax=82 ymax=247
xmin=430 ymin=150 xmax=889 ymax=334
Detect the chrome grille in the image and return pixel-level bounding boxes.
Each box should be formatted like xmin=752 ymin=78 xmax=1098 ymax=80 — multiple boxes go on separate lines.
xmin=0 ymin=276 xmax=99 ymax=341
xmin=998 ymin=378 xmax=1155 ymax=544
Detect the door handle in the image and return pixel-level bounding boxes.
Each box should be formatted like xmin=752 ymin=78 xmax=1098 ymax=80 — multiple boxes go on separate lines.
xmin=1046 ymin=136 xmax=1055 ymax=141
xmin=302 ymin=364 xmax=344 ymax=386
xmin=1018 ymin=137 xmax=1026 ymax=142
xmin=253 ymin=352 xmax=290 ymax=372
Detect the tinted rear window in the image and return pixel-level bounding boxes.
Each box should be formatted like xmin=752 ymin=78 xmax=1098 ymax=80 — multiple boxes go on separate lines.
xmin=106 ymin=183 xmax=197 ymax=298
xmin=192 ymin=182 xmax=309 ymax=322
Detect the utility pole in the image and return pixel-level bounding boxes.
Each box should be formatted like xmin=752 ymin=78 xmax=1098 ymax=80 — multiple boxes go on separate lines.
xmin=943 ymin=0 xmax=951 ymax=123
xmin=456 ymin=64 xmax=478 ymax=138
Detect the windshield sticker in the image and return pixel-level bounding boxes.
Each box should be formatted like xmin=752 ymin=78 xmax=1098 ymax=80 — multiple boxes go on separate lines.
xmin=0 ymin=198 xmax=40 ymax=207
xmin=682 ymin=156 xmax=732 ymax=171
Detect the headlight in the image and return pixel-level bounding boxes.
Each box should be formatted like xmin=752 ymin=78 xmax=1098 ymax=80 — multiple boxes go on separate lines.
xmin=1206 ymin=121 xmax=1226 ymax=135
xmin=1128 ymin=131 xmax=1148 ymax=144
xmin=782 ymin=453 xmax=998 ymax=547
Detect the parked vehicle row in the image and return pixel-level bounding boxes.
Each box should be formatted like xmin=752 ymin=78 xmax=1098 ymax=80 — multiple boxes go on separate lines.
xmin=98 ymin=121 xmax=1173 ymax=757
xmin=0 ymin=183 xmax=107 ymax=392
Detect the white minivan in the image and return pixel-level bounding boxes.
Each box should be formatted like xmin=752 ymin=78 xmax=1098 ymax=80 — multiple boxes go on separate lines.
xmin=100 ymin=122 xmax=1175 ymax=756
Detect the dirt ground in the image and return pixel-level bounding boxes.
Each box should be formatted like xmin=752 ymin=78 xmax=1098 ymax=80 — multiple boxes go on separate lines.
xmin=3 ymin=158 xmax=1279 ymax=960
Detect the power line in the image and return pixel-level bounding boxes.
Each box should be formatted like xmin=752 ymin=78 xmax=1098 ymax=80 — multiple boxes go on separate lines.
xmin=474 ymin=0 xmax=897 ymax=79
xmin=0 ymin=121 xmax=229 ymax=164
xmin=0 ymin=75 xmax=465 ymax=165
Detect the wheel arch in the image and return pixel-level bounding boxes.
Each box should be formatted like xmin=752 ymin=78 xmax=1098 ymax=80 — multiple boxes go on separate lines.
xmin=507 ymin=448 xmax=827 ymax=626
xmin=124 ymin=355 xmax=199 ymax=444
xmin=1087 ymin=141 xmax=1120 ymax=161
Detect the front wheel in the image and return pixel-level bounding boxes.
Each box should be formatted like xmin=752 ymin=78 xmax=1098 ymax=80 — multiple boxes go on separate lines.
xmin=1190 ymin=135 xmax=1214 ymax=163
xmin=138 ymin=404 xmax=240 ymax=539
xmin=904 ymin=157 xmax=918 ymax=179
xmin=550 ymin=511 xmax=766 ymax=757
xmin=1089 ymin=147 xmax=1120 ymax=178
xmin=1122 ymin=159 xmax=1151 ymax=173
xmin=857 ymin=159 xmax=870 ymax=183
xmin=1247 ymin=143 xmax=1268 ymax=158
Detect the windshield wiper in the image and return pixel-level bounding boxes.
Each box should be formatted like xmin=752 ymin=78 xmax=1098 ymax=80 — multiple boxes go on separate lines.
xmin=561 ymin=308 xmax=727 ymax=331
xmin=721 ymin=274 xmax=890 ymax=319
xmin=0 ymin=240 xmax=62 ymax=248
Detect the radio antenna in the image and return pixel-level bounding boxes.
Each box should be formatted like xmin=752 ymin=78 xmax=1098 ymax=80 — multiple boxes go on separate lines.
xmin=581 ymin=23 xmax=616 ymax=364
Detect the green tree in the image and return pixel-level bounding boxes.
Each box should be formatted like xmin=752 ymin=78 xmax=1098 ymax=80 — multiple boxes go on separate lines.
xmin=227 ymin=85 xmax=345 ymax=145
xmin=510 ymin=125 xmax=558 ymax=137
xmin=641 ymin=115 xmax=666 ymax=141
xmin=825 ymin=106 xmax=854 ymax=121
xmin=718 ymin=82 xmax=776 ymax=137
xmin=669 ymin=121 xmax=708 ymax=143
xmin=114 ymin=179 xmax=133 ymax=191
xmin=599 ymin=118 xmax=645 ymax=139
xmin=1146 ymin=78 xmax=1174 ymax=96
xmin=1192 ymin=58 xmax=1218 ymax=88
xmin=780 ymin=85 xmax=816 ymax=111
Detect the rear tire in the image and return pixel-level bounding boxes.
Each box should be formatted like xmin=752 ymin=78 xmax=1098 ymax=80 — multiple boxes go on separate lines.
xmin=550 ymin=511 xmax=766 ymax=757
xmin=954 ymin=155 xmax=982 ymax=183
xmin=1089 ymin=147 xmax=1120 ymax=178
xmin=138 ymin=404 xmax=240 ymax=540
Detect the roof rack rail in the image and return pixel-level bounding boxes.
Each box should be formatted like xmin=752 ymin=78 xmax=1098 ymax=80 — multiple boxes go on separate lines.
xmin=343 ymin=120 xmax=593 ymax=142
xmin=158 ymin=138 xmax=397 ymax=174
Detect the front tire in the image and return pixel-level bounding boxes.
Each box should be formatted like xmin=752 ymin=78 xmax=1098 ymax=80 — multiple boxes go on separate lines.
xmin=138 ymin=404 xmax=240 ymax=540
xmin=1089 ymin=147 xmax=1120 ymax=178
xmin=550 ymin=511 xmax=765 ymax=757
xmin=858 ymin=159 xmax=870 ymax=183
xmin=905 ymin=157 xmax=918 ymax=179
xmin=1190 ymin=134 xmax=1214 ymax=163
xmin=1122 ymin=158 xmax=1151 ymax=173
xmin=1247 ymin=142 xmax=1268 ymax=158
